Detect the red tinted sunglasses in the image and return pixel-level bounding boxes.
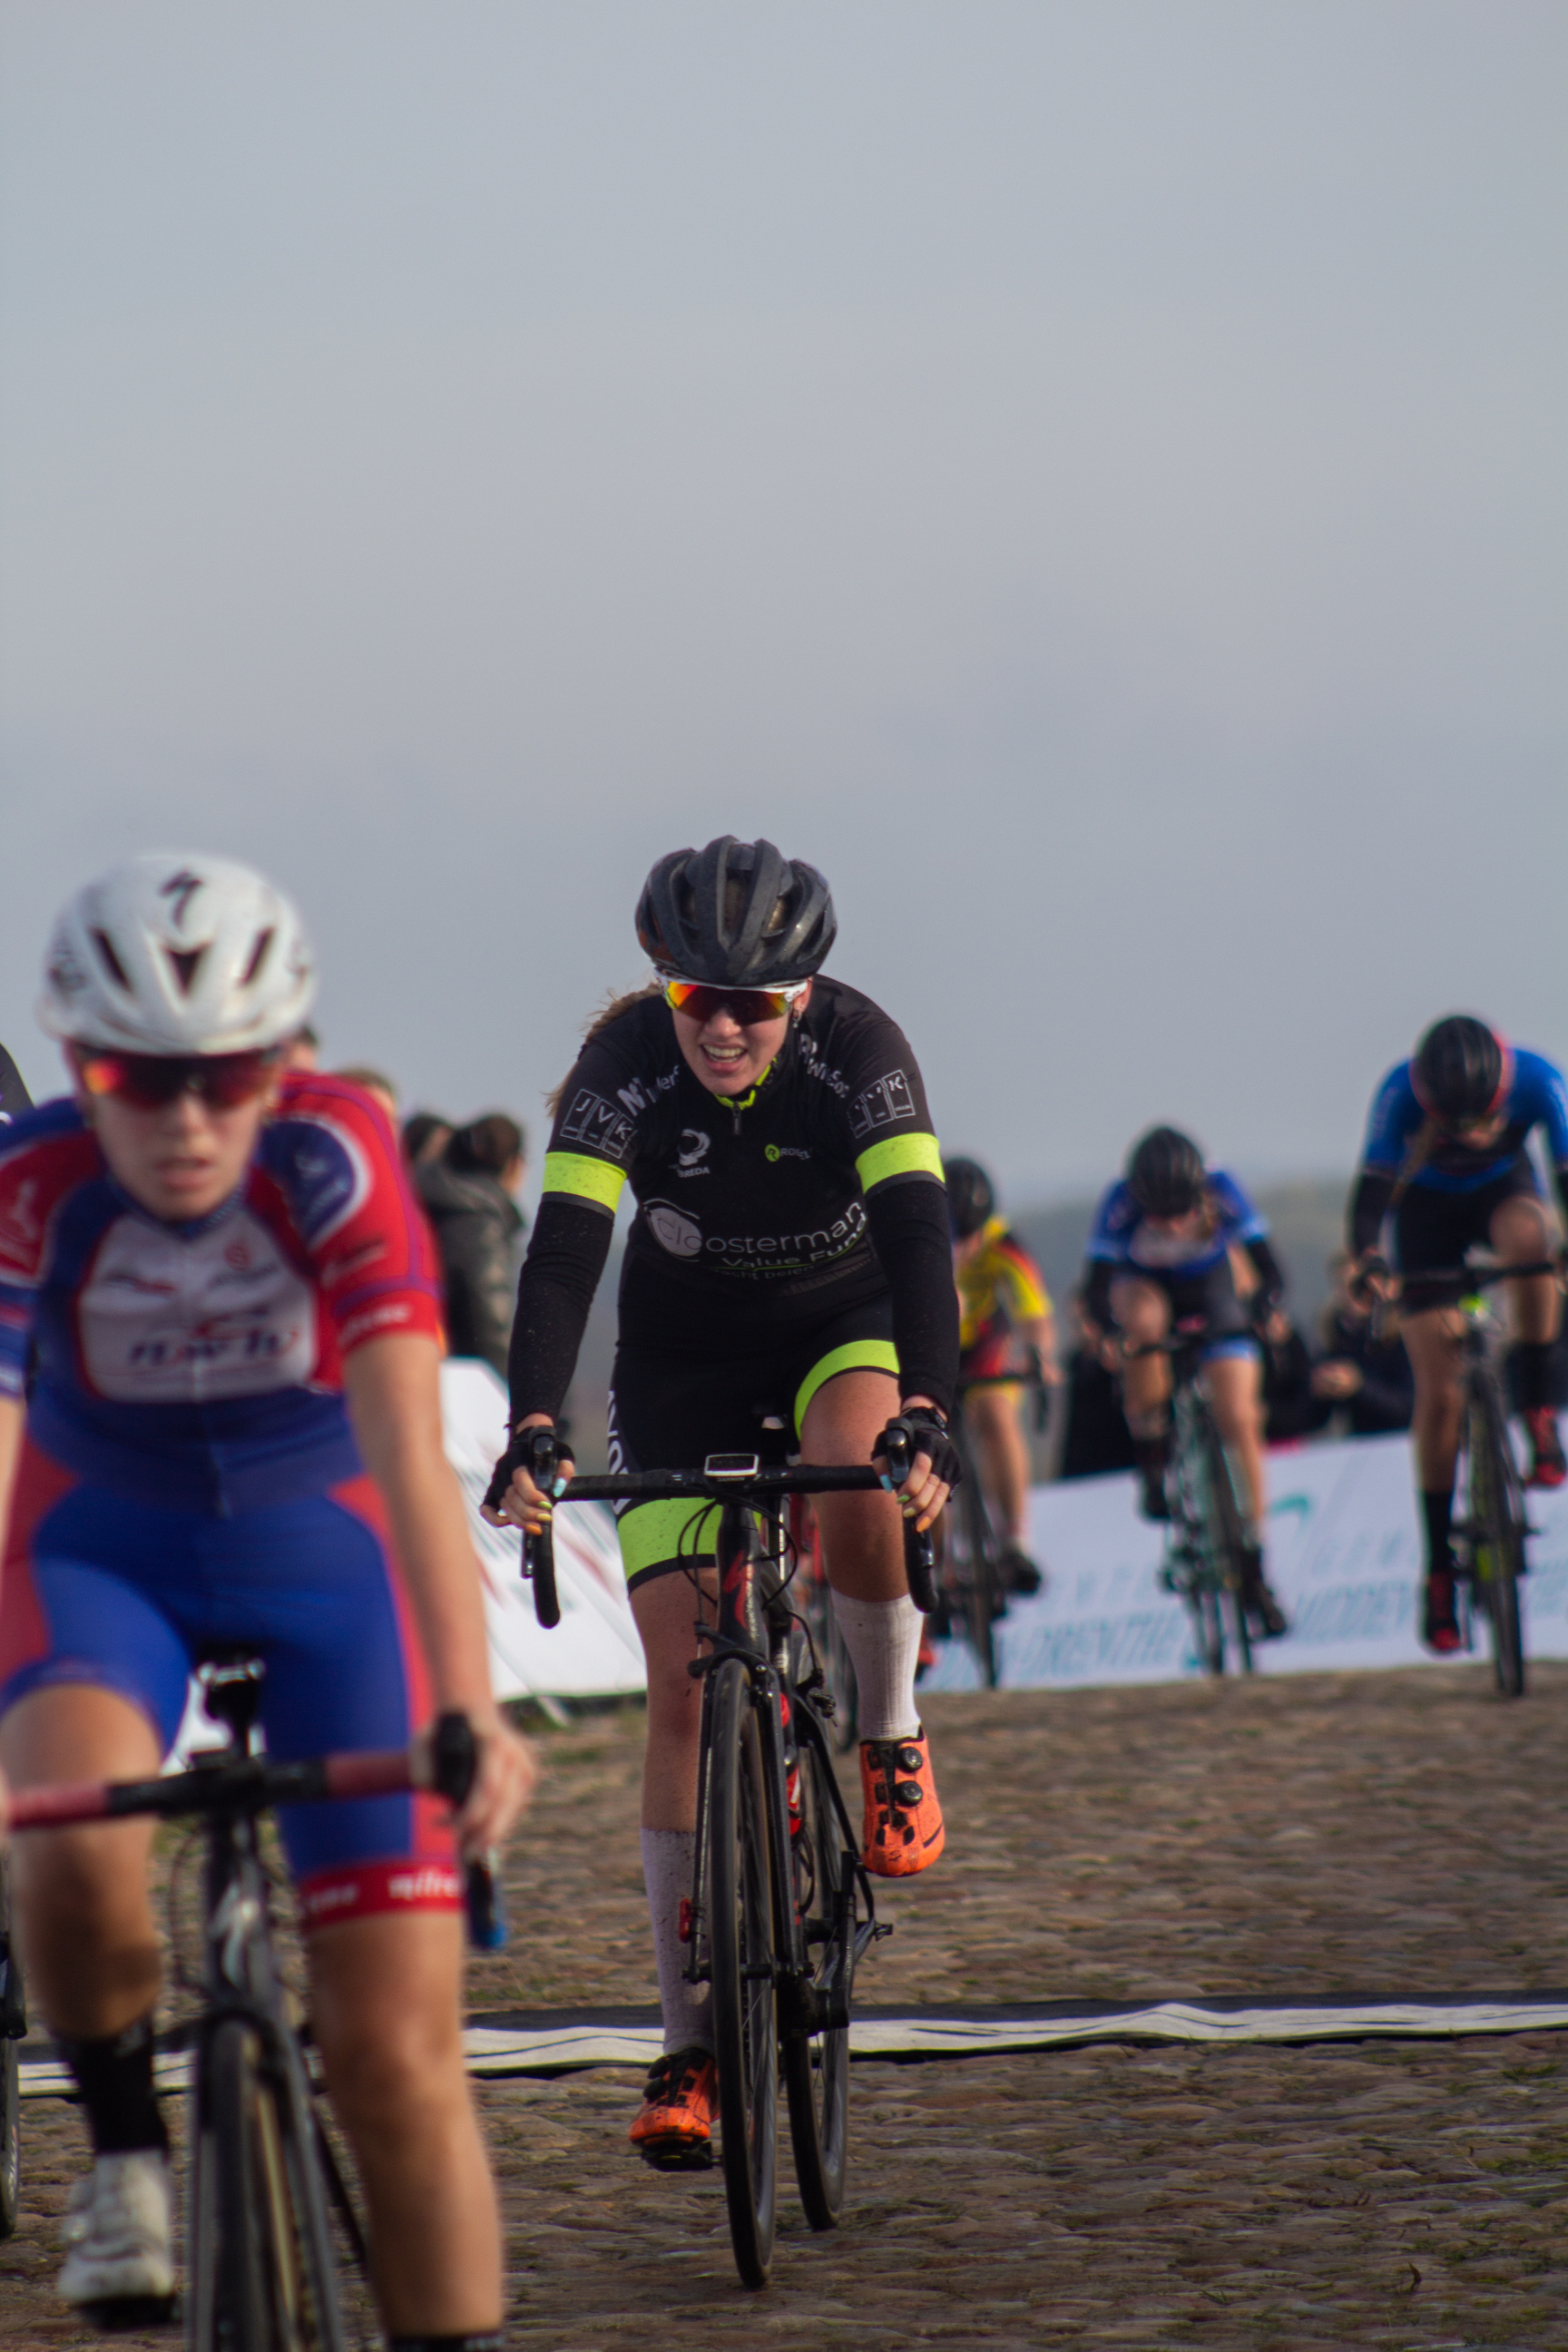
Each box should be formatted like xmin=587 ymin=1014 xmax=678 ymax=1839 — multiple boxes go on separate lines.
xmin=76 ymin=1049 xmax=280 ymax=1111
xmin=663 ymin=978 xmax=808 ymax=1026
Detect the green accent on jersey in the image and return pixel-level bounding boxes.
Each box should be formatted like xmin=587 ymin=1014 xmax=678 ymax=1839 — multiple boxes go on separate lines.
xmin=541 ymin=1152 xmax=628 ymax=1212
xmin=765 ymin=1143 xmax=780 ymax=1162
xmin=794 ymin=1338 xmax=900 ymax=1435
xmin=617 ymin=1497 xmax=720 ymax=1584
xmin=855 ymin=1132 xmax=945 ymax=1192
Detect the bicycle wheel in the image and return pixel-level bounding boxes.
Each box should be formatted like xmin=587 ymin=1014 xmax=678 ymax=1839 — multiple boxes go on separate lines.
xmin=1467 ymin=1383 xmax=1526 ymax=1699
xmin=1198 ymin=1424 xmax=1253 ymax=1678
xmin=707 ymin=1658 xmax=779 ymax=2290
xmin=187 ymin=2017 xmax=345 ymax=2352
xmin=949 ymin=1469 xmax=1000 ymax=1690
xmin=0 ymin=2038 xmax=17 ymax=2244
xmin=782 ymin=1727 xmax=853 ymax=2229
xmin=1188 ymin=1579 xmax=1225 ymax=1678
xmin=0 ymin=1870 xmax=22 ymax=2241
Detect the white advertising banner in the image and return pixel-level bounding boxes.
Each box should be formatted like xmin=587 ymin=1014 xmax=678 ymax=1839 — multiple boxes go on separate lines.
xmin=440 ymin=1358 xmax=645 ymax=1701
xmin=925 ymin=1423 xmax=1568 ymax=1693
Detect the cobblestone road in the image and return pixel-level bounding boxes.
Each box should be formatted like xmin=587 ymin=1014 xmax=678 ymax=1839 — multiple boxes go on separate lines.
xmin=6 ymin=1662 xmax=1568 ymax=2346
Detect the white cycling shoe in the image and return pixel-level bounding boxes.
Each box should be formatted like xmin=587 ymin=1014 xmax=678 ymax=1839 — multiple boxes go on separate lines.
xmin=58 ymin=2149 xmax=176 ymax=2316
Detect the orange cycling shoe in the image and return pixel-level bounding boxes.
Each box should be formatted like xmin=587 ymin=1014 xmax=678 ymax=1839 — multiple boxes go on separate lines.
xmin=1524 ymin=1407 xmax=1566 ymax=1491
xmin=860 ymin=1729 xmax=945 ymax=1877
xmin=628 ymin=2047 xmax=717 ymax=2171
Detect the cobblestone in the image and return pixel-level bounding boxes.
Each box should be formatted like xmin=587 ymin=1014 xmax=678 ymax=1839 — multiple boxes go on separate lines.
xmin=5 ymin=1662 xmax=1568 ymax=2345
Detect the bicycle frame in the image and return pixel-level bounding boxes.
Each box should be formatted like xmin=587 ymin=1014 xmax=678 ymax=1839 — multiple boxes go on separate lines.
xmin=181 ymin=1669 xmax=364 ymax=2338
xmin=682 ymin=1491 xmax=876 ymax=2041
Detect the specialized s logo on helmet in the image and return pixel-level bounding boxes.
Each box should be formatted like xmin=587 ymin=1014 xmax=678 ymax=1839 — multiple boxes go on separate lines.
xmin=160 ymin=868 xmax=204 ymax=932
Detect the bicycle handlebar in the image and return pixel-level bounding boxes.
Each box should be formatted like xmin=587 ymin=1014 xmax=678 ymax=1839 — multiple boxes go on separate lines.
xmin=9 ymin=1710 xmax=478 ymax=1835
xmin=536 ymin=1454 xmax=938 ymax=1614
xmin=1390 ymin=1259 xmax=1557 ymax=1291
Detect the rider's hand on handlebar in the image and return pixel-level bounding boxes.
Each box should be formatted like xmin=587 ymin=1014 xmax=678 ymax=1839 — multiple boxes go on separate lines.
xmin=416 ymin=1710 xmax=541 ymax=1859
xmin=481 ymin=1418 xmax=574 ymax=1534
xmin=872 ymin=1400 xmax=958 ymax=1535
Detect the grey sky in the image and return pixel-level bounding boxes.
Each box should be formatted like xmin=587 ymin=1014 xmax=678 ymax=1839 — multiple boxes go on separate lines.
xmin=2 ymin=2 xmax=1563 ymax=1207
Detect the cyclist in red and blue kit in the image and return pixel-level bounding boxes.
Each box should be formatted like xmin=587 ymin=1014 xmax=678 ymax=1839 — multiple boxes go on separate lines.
xmin=0 ymin=853 xmax=533 ymax=2345
xmin=1349 ymin=1015 xmax=1568 ymax=1651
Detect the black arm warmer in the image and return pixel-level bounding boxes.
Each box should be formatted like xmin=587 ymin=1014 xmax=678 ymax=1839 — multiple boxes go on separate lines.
xmin=1083 ymin=1259 xmax=1115 ymax=1332
xmin=505 ymin=1197 xmax=614 ymax=1427
xmin=1348 ymin=1169 xmax=1395 ymax=1259
xmin=863 ymin=1178 xmax=960 ymax=1418
xmin=1244 ymin=1235 xmax=1285 ymax=1307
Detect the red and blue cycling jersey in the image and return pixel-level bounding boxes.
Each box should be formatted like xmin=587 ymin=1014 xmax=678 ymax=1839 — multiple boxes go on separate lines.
xmin=1358 ymin=1048 xmax=1568 ymax=1195
xmin=1085 ymin=1168 xmax=1268 ymax=1280
xmin=0 ymin=1073 xmax=443 ymax=1511
xmin=0 ymin=1075 xmax=459 ymax=1926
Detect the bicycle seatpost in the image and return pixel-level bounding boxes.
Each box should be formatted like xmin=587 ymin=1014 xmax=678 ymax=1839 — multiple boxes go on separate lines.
xmin=520 ymin=1426 xmax=563 ymax=1629
xmin=883 ymin=1426 xmax=938 ymax=1614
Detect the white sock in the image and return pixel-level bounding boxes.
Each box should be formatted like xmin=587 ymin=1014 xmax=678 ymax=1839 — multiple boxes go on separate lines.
xmin=640 ymin=1828 xmax=712 ymax=2056
xmin=829 ymin=1591 xmax=923 ymax=1742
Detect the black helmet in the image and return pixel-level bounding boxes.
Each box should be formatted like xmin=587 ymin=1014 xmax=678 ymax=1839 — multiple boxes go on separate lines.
xmin=944 ymin=1157 xmax=995 ymax=1240
xmin=1413 ymin=1014 xmax=1506 ymax=1125
xmin=1127 ymin=1126 xmax=1206 ymax=1218
xmin=635 ymin=837 xmax=837 ymax=987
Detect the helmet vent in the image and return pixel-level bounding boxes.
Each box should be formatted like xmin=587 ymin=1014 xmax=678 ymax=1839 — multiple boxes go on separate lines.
xmin=240 ymin=927 xmax=274 ymax=987
xmin=90 ymin=928 xmax=132 ymax=992
xmin=166 ymin=946 xmax=206 ymax=996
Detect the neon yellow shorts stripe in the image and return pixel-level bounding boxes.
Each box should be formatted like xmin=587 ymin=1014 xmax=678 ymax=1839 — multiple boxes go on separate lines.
xmin=855 ymin=1132 xmax=945 ymax=1191
xmin=540 ymin=1151 xmax=627 ymax=1212
xmin=617 ymin=1496 xmax=722 ymax=1584
xmin=793 ymin=1338 xmax=900 ymax=1436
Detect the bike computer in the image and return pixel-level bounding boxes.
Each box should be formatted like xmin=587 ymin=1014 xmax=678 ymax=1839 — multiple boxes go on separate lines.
xmin=704 ymin=1452 xmax=760 ymax=1480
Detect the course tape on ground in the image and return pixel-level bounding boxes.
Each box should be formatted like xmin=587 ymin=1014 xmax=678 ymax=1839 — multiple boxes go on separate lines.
xmin=20 ymin=1994 xmax=1568 ymax=2098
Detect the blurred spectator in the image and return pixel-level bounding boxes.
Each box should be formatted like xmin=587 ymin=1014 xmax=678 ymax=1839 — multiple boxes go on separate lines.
xmin=1311 ymin=1251 xmax=1415 ymax=1436
xmin=1059 ymin=1289 xmax=1137 ymax=1481
xmin=402 ymin=1111 xmax=454 ymax=1167
xmin=332 ymin=1065 xmax=398 ymax=1124
xmin=1259 ymin=1305 xmax=1318 ymax=1444
xmin=287 ymin=1024 xmax=321 ymax=1071
xmin=416 ymin=1113 xmax=527 ymax=1377
xmin=0 ymin=1042 xmax=33 ymax=1126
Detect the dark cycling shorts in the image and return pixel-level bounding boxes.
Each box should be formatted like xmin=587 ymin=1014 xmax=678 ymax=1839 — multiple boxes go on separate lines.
xmin=0 ymin=1438 xmax=460 ymax=1931
xmin=1111 ymin=1256 xmax=1254 ymax=1364
xmin=608 ymin=1294 xmax=897 ymax=1591
xmin=1394 ymin=1157 xmax=1541 ymax=1300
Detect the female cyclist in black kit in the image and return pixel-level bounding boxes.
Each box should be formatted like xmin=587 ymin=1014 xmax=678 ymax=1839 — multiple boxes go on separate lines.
xmin=486 ymin=838 xmax=960 ymax=2165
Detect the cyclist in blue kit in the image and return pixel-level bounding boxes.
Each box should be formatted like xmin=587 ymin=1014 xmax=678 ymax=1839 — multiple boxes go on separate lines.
xmin=1348 ymin=1014 xmax=1568 ymax=1651
xmin=1083 ymin=1126 xmax=1289 ymax=1641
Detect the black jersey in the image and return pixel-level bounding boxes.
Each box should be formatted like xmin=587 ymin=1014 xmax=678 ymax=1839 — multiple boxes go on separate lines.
xmin=510 ymin=976 xmax=958 ymax=1422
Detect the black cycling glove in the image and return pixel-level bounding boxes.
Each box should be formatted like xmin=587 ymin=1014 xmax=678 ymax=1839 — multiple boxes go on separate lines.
xmin=484 ymin=1426 xmax=576 ymax=1515
xmin=874 ymin=1407 xmax=962 ymax=1493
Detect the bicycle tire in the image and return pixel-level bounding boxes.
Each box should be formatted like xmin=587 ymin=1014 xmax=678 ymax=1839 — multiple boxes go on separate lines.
xmin=1191 ymin=1581 xmax=1225 ymax=1678
xmin=187 ymin=2017 xmax=345 ymax=2352
xmin=1199 ymin=1424 xmax=1253 ymax=1679
xmin=707 ymin=1658 xmax=779 ymax=2291
xmin=0 ymin=2038 xmax=17 ymax=2243
xmin=963 ymin=1472 xmax=1002 ymax=1689
xmin=1467 ymin=1382 xmax=1526 ymax=1700
xmin=0 ymin=1871 xmax=21 ymax=2242
xmin=782 ymin=1730 xmax=853 ymax=2229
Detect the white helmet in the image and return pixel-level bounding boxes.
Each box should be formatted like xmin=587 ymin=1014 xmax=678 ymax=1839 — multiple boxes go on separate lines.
xmin=39 ymin=852 xmax=317 ymax=1055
